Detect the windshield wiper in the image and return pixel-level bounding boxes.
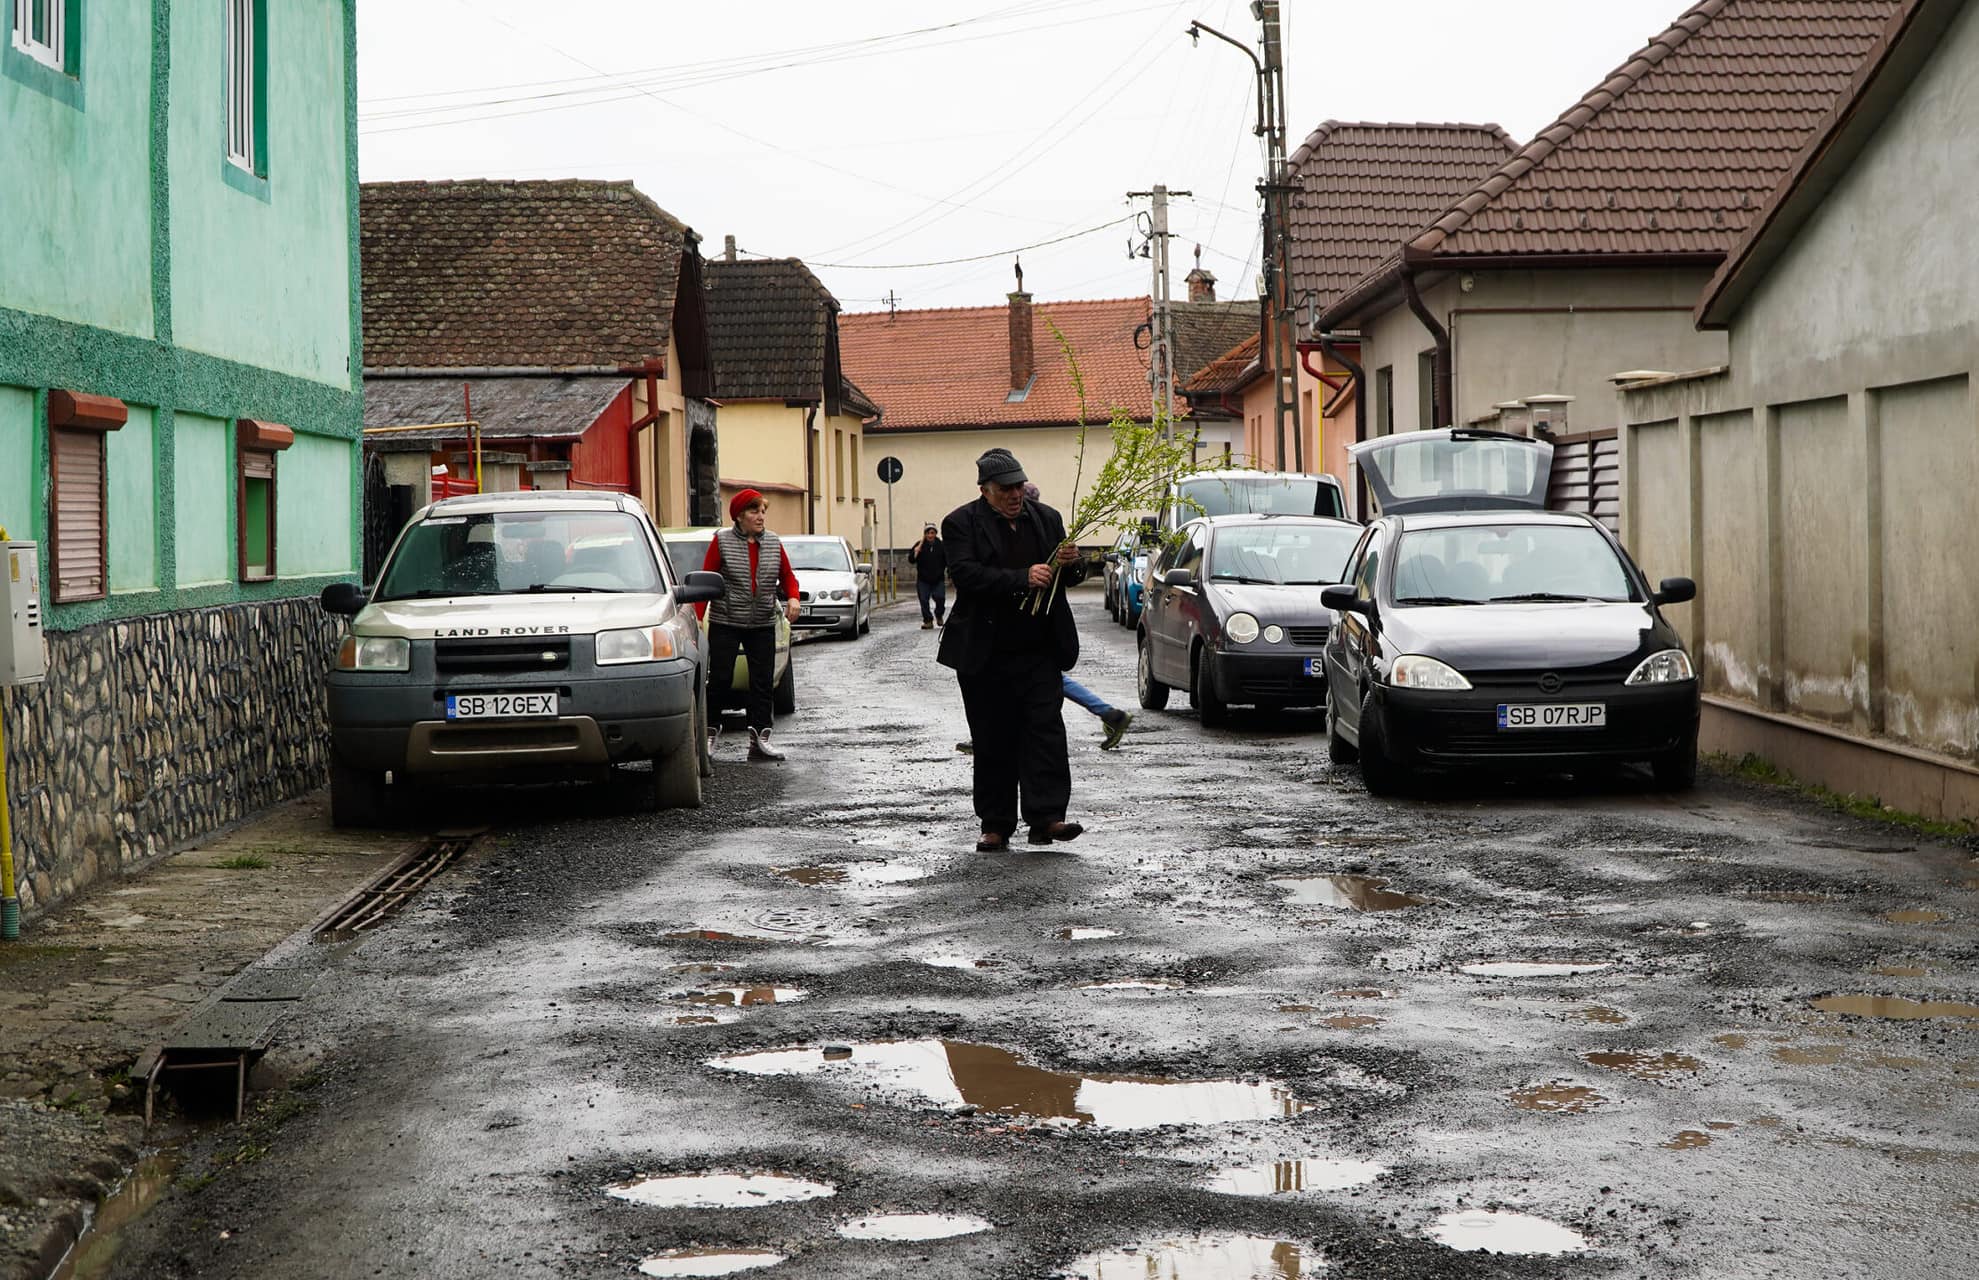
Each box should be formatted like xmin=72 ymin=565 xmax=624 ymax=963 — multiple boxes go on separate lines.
xmin=1210 ymin=574 xmax=1279 ymax=585
xmin=518 ymin=583 xmax=620 ymax=594
xmin=1487 ymin=592 xmax=1602 ymax=603
xmin=1395 ymin=595 xmax=1481 ymax=606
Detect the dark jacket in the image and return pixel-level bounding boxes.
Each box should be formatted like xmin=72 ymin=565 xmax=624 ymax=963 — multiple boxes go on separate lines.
xmin=907 ymin=536 xmax=948 ymax=584
xmin=936 ymin=496 xmax=1086 ymax=675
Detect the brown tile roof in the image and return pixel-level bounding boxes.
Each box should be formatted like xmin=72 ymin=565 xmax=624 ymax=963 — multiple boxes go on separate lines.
xmin=1287 ymin=122 xmax=1519 ymax=312
xmin=1409 ymin=0 xmax=1901 ymax=262
xmin=362 ymin=375 xmax=628 ymax=449
xmin=706 ymin=258 xmax=834 ymax=402
xmin=1182 ymin=332 xmax=1261 ymax=398
xmin=1698 ymin=0 xmax=1956 ymax=325
xmin=360 ymin=179 xmax=695 ymax=371
xmin=841 ymin=298 xmax=1150 ymax=432
xmin=1171 ymin=300 xmax=1259 ymax=385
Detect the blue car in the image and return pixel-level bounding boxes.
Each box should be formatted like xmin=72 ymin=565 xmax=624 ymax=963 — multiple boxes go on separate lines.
xmin=1103 ymin=529 xmax=1155 ymax=628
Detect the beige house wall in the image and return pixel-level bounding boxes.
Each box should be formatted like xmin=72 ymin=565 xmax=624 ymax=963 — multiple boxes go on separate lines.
xmin=632 ymin=334 xmax=691 ymax=526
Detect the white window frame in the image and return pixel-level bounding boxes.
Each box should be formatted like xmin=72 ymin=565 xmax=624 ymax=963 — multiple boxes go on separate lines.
xmin=225 ymin=0 xmax=255 ymax=171
xmin=10 ymin=0 xmax=65 ymax=71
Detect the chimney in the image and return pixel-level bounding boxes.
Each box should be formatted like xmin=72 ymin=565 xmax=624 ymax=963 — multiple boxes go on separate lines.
xmin=1007 ymin=258 xmax=1034 ymax=395
xmin=1185 ymin=244 xmax=1216 ymax=303
xmin=722 ymin=234 xmax=737 ymax=262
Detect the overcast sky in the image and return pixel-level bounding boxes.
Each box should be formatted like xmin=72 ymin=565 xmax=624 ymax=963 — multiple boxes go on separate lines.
xmin=358 ymin=1 xmax=1684 ymax=314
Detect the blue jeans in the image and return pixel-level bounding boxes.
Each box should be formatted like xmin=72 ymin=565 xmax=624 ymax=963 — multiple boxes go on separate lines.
xmin=1061 ymin=676 xmax=1116 ymax=719
xmin=917 ymin=580 xmax=946 ymax=622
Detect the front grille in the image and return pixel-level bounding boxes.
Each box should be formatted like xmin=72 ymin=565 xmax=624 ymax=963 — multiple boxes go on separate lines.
xmin=1414 ymin=706 xmax=1679 ymax=757
xmin=1286 ymin=626 xmax=1329 ymax=646
xmin=1232 ymin=674 xmax=1327 ymax=699
xmin=427 ymin=724 xmax=584 ymax=755
xmin=1464 ymin=663 xmax=1633 ymax=692
xmin=434 ymin=637 xmax=571 ymax=675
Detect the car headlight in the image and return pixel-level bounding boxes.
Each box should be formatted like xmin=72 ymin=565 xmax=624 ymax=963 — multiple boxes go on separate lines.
xmin=596 ymin=626 xmax=678 ymax=665
xmin=1263 ymin=625 xmax=1284 ymax=644
xmin=831 ymin=589 xmax=853 ymax=601
xmin=1389 ymin=654 xmax=1472 ymax=690
xmin=1626 ymin=648 xmax=1695 ymax=685
xmin=337 ymin=635 xmax=409 ymax=672
xmin=1226 ymin=612 xmax=1261 ymax=644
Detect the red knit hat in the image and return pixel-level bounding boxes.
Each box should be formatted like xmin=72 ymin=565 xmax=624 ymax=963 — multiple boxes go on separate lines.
xmin=729 ymin=488 xmax=764 ymax=520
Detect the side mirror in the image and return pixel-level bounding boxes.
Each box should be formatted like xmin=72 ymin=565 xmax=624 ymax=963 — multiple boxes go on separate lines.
xmin=1320 ymin=584 xmax=1364 ymax=615
xmin=674 ymin=570 xmax=727 ymax=605
xmin=1161 ymin=567 xmax=1196 ymax=589
xmin=855 ymin=562 xmax=873 ymax=575
xmin=1102 ymin=552 xmax=1120 ymax=564
xmin=1653 ymin=576 xmax=1696 ymax=606
xmin=320 ymin=582 xmax=368 ymax=616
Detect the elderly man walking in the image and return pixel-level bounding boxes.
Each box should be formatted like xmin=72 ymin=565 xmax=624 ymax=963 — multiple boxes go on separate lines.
xmin=937 ymin=448 xmax=1086 ymax=851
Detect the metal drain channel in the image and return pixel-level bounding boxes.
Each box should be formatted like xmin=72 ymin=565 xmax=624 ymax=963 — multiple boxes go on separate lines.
xmin=314 ymin=827 xmax=484 ymax=936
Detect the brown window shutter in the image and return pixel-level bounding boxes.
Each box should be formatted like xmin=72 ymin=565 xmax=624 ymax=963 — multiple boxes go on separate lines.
xmin=52 ymin=427 xmax=107 ymax=602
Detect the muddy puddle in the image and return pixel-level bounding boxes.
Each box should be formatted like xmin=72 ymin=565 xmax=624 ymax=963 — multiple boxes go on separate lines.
xmin=1582 ymin=1051 xmax=1702 ymax=1083
xmin=1077 ymin=978 xmax=1184 ymax=992
xmin=672 ymin=987 xmax=809 ymax=1009
xmin=1663 ymin=1130 xmax=1713 ymax=1150
xmin=663 ymin=929 xmax=801 ymax=945
xmin=1054 ymin=927 xmax=1122 ymax=940
xmin=606 ymin=1172 xmax=835 ymax=1209
xmin=637 ymin=1249 xmax=785 ymax=1277
xmin=1064 ymin=1233 xmax=1318 ymax=1278
xmin=1461 ymin=961 xmax=1611 ymax=978
xmin=1509 ymin=1082 xmax=1606 ymax=1114
xmin=49 ymin=1153 xmax=178 ymax=1280
xmin=1883 ymin=909 xmax=1949 ymax=925
xmin=921 ymin=954 xmax=1012 ymax=971
xmin=836 ymin=1212 xmax=993 ymax=1241
xmin=1774 ymin=1044 xmax=1846 ymax=1066
xmin=774 ymin=863 xmax=931 ymax=887
xmin=1575 ymin=1006 xmax=1629 ymax=1025
xmin=667 ymin=962 xmax=739 ymax=976
xmin=1270 ymin=874 xmax=1428 ymax=911
xmin=1814 ymin=994 xmax=1979 ymax=1020
xmin=1429 ymin=1210 xmax=1589 ymax=1256
xmin=1319 ymin=1013 xmax=1381 ymax=1030
xmin=1201 ymin=1157 xmax=1387 ymax=1195
xmin=709 ymin=1040 xmax=1316 ymax=1130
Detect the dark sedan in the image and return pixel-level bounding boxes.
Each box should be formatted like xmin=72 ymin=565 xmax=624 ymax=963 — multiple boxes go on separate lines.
xmin=1320 ymin=429 xmax=1699 ymax=794
xmin=1136 ymin=515 xmax=1363 ymax=725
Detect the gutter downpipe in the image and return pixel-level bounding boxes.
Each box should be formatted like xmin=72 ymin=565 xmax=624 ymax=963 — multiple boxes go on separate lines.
xmin=0 ymin=524 xmax=13 ymax=938
xmin=1399 ymin=259 xmax=1452 ymax=430
xmin=803 ymin=403 xmax=819 ymax=534
xmin=624 ymin=368 xmax=662 ymax=504
xmin=1312 ymin=336 xmax=1369 ymax=518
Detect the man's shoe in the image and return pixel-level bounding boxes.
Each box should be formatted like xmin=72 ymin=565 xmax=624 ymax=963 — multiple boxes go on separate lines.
xmin=936 ymin=616 xmax=946 ymax=628
xmin=955 ymin=740 xmax=973 ymax=754
xmin=1026 ymin=821 xmax=1084 ymax=845
xmin=921 ymin=619 xmax=934 ymax=630
xmin=1100 ymin=709 xmax=1133 ymax=751
xmin=749 ymin=728 xmax=786 ymax=762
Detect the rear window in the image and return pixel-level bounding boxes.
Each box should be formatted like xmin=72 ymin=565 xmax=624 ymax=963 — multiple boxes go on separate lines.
xmin=377 ymin=511 xmax=663 ymax=601
xmin=1391 ymin=523 xmax=1634 ymax=605
xmin=1177 ymin=475 xmax=1344 ymax=520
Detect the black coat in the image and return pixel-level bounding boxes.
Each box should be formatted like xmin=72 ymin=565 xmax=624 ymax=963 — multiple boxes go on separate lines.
xmin=907 ymin=537 xmax=948 ymax=584
xmin=936 ymin=496 xmax=1085 ymax=676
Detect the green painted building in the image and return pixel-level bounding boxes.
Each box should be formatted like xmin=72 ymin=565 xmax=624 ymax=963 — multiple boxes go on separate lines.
xmin=1 ymin=0 xmax=361 ymax=916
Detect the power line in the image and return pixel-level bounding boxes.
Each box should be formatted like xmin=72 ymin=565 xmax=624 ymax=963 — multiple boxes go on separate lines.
xmin=759 ymin=214 xmax=1136 ymax=271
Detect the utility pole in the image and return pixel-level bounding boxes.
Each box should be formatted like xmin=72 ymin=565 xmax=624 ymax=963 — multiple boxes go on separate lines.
xmin=1128 ymin=185 xmax=1191 ymax=436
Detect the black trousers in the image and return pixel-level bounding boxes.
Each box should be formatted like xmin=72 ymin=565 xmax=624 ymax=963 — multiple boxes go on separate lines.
xmin=917 ymin=580 xmax=947 ymax=622
xmin=958 ymin=651 xmax=1070 ymax=837
xmin=707 ymin=621 xmax=777 ymax=732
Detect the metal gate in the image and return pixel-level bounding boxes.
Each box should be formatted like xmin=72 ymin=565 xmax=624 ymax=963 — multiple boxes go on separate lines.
xmin=361 ymin=453 xmax=413 ymax=583
xmin=1545 ymin=429 xmax=1620 ymax=531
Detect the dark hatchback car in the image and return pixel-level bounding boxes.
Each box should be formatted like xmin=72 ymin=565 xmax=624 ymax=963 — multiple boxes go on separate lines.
xmin=1320 ymin=430 xmax=1698 ymax=794
xmin=1137 ymin=514 xmax=1364 ymax=725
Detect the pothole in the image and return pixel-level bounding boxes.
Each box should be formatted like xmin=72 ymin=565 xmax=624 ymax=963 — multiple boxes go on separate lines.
xmin=1270 ymin=874 xmax=1429 ymax=911
xmin=1327 ymin=988 xmax=1390 ymax=1000
xmin=920 ymin=955 xmax=1011 ymax=971
xmin=708 ymin=1040 xmax=1316 ymax=1130
xmin=1574 ymin=1005 xmax=1628 ymax=1024
xmin=1076 ymin=979 xmax=1184 ymax=992
xmin=1883 ymin=909 xmax=1949 ymax=925
xmin=663 ymin=929 xmax=800 ymax=945
xmin=1202 ymin=1157 xmax=1387 ymax=1195
xmin=1774 ymin=1044 xmax=1846 ymax=1066
xmin=605 ymin=1173 xmax=836 ymax=1209
xmin=835 ymin=1212 xmax=993 ymax=1241
xmin=1053 ymin=927 xmax=1122 ymax=941
xmin=1812 ymin=994 xmax=1979 ymax=1020
xmin=671 ymin=987 xmax=810 ymax=1009
xmin=637 ymin=1249 xmax=786 ymax=1277
xmin=1582 ymin=1051 xmax=1702 ymax=1083
xmin=1461 ymin=961 xmax=1611 ymax=978
xmin=1429 ymin=1210 xmax=1589 ymax=1256
xmin=1319 ymin=1013 xmax=1380 ymax=1030
xmin=775 ymin=863 xmax=931 ymax=887
xmin=667 ymin=963 xmax=740 ymax=976
xmin=1063 ymin=1234 xmax=1319 ymax=1278
xmin=1509 ymin=1082 xmax=1606 ymax=1114
xmin=1663 ymin=1130 xmax=1713 ymax=1150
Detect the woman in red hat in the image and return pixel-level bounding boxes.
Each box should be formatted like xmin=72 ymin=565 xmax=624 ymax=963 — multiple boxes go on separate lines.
xmin=697 ymin=489 xmax=800 ymax=760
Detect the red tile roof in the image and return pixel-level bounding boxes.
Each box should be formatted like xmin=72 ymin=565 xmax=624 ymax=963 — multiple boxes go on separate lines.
xmin=1182 ymin=332 xmax=1261 ymax=397
xmin=840 ymin=298 xmax=1151 ymax=432
xmin=1410 ymin=0 xmax=1900 ymax=262
xmin=1287 ymin=122 xmax=1519 ymax=312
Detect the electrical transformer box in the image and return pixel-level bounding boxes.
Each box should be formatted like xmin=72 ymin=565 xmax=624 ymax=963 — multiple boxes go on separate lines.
xmin=1 ymin=541 xmax=46 ymax=687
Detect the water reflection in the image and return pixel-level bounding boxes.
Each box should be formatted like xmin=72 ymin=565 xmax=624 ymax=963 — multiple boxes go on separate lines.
xmin=1509 ymin=1083 xmax=1605 ymax=1114
xmin=1202 ymin=1157 xmax=1386 ymax=1195
xmin=836 ymin=1212 xmax=993 ymax=1241
xmin=1581 ymin=1051 xmax=1701 ymax=1083
xmin=606 ymin=1172 xmax=835 ymax=1209
xmin=637 ymin=1249 xmax=786 ymax=1277
xmin=1271 ymin=875 xmax=1428 ymax=911
xmin=1429 ymin=1210 xmax=1588 ymax=1256
xmin=50 ymin=1154 xmax=178 ymax=1280
xmin=1813 ymin=994 xmax=1979 ymax=1020
xmin=1064 ymin=1233 xmax=1319 ymax=1278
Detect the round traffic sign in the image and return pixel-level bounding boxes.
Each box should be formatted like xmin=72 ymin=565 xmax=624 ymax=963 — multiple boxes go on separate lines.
xmin=876 ymin=456 xmax=904 ymax=485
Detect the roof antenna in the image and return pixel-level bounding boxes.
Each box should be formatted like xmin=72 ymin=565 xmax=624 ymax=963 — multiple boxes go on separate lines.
xmin=1013 ymin=256 xmax=1024 ymax=294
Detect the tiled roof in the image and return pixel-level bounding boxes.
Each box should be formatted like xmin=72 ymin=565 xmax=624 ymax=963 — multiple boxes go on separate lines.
xmin=1287 ymin=122 xmax=1519 ymax=311
xmin=841 ymin=298 xmax=1150 ymax=432
xmin=362 ymin=375 xmax=627 ymax=450
xmin=360 ymin=179 xmax=693 ymax=370
xmin=1182 ymin=333 xmax=1261 ymax=397
xmin=1410 ymin=0 xmax=1901 ymax=261
xmin=1171 ymin=301 xmax=1259 ymax=385
xmin=706 ymin=258 xmax=834 ymax=402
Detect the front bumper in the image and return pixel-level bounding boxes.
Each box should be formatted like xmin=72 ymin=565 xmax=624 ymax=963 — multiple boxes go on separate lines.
xmin=328 ymin=658 xmax=697 ymax=775
xmin=1372 ymin=680 xmax=1699 ymax=766
xmin=793 ymin=603 xmax=856 ymax=632
xmin=1206 ymin=646 xmax=1330 ymax=705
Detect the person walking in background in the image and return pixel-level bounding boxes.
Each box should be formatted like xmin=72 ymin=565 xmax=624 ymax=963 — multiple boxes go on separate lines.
xmin=938 ymin=448 xmax=1086 ymax=851
xmin=1063 ymin=677 xmax=1132 ymax=749
xmin=698 ymin=489 xmax=800 ymax=762
xmin=908 ymin=522 xmax=948 ymax=629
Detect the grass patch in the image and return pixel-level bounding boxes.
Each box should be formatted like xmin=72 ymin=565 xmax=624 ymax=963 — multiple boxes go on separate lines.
xmin=214 ymin=854 xmax=271 ymax=870
xmin=1706 ymin=751 xmax=1979 ymax=841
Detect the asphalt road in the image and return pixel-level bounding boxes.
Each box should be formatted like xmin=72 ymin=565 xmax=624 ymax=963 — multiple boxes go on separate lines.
xmin=111 ymin=585 xmax=1979 ymax=1279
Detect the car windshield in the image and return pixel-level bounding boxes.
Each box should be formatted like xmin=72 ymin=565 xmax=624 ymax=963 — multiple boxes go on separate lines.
xmin=786 ymin=540 xmax=853 ymax=572
xmin=665 ymin=536 xmax=713 ymax=582
xmin=1391 ymin=523 xmax=1635 ymax=605
xmin=1179 ymin=475 xmax=1344 ymax=519
xmin=376 ymin=510 xmax=663 ymax=600
xmin=1208 ymin=524 xmax=1361 ymax=585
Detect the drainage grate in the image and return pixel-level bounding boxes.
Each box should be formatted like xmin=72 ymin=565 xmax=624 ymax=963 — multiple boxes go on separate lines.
xmin=313 ymin=828 xmax=483 ymax=937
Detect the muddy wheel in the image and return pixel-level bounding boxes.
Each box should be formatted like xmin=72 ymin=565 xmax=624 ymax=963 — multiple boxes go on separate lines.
xmin=329 ymin=755 xmax=393 ymax=829
xmin=1136 ymin=634 xmax=1169 ymax=711
xmin=1652 ymin=737 xmax=1697 ymax=791
xmin=1192 ymin=649 xmax=1229 ymax=728
xmin=652 ymin=715 xmax=703 ymax=811
xmin=773 ymin=655 xmax=797 ymax=715
xmin=1357 ymin=693 xmax=1403 ymax=797
xmin=1326 ymin=696 xmax=1359 ymax=764
xmin=695 ymin=686 xmax=714 ymax=780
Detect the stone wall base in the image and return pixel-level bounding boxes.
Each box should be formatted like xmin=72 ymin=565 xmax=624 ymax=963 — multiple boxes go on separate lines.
xmin=1702 ymin=695 xmax=1979 ymax=824
xmin=0 ymin=598 xmax=342 ymax=917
